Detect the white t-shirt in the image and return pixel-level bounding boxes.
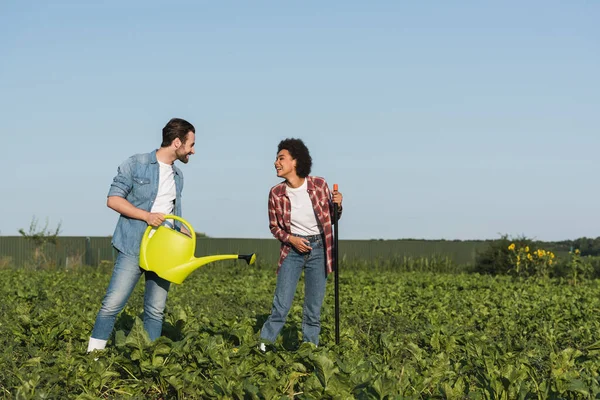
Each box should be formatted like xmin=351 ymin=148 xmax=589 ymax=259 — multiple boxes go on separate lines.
xmin=151 ymin=161 xmax=176 ymax=215
xmin=286 ymin=178 xmax=321 ymax=236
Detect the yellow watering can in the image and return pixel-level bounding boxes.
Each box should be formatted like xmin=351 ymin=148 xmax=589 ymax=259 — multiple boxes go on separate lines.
xmin=140 ymin=215 xmax=256 ymax=284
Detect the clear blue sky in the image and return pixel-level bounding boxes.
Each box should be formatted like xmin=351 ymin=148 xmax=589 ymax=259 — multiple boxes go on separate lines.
xmin=1 ymin=1 xmax=598 ymax=241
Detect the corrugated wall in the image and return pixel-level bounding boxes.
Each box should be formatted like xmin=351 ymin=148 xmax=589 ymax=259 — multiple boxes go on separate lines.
xmin=0 ymin=236 xmax=489 ymax=268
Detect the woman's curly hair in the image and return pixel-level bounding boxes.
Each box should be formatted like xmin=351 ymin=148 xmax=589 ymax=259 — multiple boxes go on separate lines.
xmin=278 ymin=138 xmax=312 ymax=178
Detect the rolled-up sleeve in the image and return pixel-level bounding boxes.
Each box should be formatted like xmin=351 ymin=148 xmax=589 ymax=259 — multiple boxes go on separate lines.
xmin=107 ymin=158 xmax=133 ymax=198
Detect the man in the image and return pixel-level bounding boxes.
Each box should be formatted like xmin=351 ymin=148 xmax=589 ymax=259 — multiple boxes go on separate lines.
xmin=87 ymin=118 xmax=196 ymax=352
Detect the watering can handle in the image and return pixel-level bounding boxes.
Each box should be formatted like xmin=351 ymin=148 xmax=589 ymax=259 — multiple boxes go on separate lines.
xmin=161 ymin=215 xmax=196 ymax=241
xmin=140 ymin=215 xmax=197 ymax=267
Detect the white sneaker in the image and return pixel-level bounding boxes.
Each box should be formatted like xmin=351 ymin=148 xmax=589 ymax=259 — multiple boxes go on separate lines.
xmin=87 ymin=337 xmax=107 ymax=360
xmin=87 ymin=337 xmax=107 ymax=353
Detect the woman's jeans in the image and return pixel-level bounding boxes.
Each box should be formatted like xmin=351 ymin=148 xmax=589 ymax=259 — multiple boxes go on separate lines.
xmin=260 ymin=234 xmax=327 ymax=345
xmin=91 ymin=251 xmax=171 ymax=341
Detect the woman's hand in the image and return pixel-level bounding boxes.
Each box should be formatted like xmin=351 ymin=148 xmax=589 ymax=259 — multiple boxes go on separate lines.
xmin=332 ymin=190 xmax=343 ymax=208
xmin=289 ymin=236 xmax=312 ymax=253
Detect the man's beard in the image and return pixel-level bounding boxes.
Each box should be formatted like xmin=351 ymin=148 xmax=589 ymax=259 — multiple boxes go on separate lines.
xmin=176 ymin=149 xmax=190 ymax=164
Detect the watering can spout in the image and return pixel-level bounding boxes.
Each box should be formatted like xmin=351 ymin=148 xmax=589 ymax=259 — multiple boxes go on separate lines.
xmin=139 ymin=215 xmax=256 ymax=284
xmin=154 ymin=254 xmax=257 ymax=284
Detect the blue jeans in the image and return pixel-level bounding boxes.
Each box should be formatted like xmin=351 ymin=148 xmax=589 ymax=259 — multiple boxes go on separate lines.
xmin=91 ymin=251 xmax=171 ymax=341
xmin=260 ymin=234 xmax=327 ymax=345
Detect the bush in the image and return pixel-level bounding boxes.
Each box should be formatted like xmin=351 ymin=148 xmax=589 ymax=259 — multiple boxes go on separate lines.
xmin=551 ymin=250 xmax=596 ymax=284
xmin=473 ymin=235 xmax=534 ymax=275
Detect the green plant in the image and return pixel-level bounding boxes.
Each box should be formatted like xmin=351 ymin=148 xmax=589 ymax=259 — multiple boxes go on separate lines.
xmin=566 ymin=249 xmax=593 ymax=285
xmin=4 ymin=262 xmax=600 ymax=397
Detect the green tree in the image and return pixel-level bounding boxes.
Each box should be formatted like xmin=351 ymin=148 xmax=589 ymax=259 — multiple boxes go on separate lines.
xmin=19 ymin=216 xmax=62 ymax=268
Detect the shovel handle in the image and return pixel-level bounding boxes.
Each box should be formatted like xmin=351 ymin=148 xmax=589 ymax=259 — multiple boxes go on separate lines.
xmin=332 ymin=183 xmax=340 ymax=344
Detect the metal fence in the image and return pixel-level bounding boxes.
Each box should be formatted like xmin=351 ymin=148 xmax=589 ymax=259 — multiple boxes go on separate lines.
xmin=0 ymin=236 xmax=490 ymax=268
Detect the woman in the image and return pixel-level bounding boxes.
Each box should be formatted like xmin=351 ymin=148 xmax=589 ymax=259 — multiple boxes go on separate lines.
xmin=259 ymin=138 xmax=343 ymax=350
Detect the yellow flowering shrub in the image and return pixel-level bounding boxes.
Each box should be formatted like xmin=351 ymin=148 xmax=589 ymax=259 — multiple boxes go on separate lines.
xmin=474 ymin=235 xmax=537 ymax=275
xmin=507 ymin=243 xmax=555 ymax=278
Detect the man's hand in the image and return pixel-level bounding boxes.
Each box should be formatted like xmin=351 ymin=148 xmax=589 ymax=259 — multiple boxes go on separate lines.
xmin=180 ymin=224 xmax=192 ymax=237
xmin=289 ymin=236 xmax=312 ymax=253
xmin=146 ymin=212 xmax=165 ymax=227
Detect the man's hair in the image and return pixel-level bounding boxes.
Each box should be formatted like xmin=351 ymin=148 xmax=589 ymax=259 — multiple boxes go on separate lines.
xmin=278 ymin=138 xmax=312 ymax=178
xmin=161 ymin=118 xmax=195 ymax=147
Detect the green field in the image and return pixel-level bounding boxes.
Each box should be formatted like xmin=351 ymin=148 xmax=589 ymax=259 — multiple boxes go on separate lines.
xmin=2 ymin=262 xmax=600 ymax=399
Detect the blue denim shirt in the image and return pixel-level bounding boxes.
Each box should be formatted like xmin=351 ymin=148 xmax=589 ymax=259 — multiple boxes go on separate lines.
xmin=108 ymin=150 xmax=183 ymax=256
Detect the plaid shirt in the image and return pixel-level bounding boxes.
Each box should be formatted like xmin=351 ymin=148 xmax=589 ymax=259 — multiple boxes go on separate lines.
xmin=268 ymin=176 xmax=343 ymax=274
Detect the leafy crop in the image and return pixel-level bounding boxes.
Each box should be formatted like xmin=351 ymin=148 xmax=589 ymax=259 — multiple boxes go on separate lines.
xmin=2 ymin=262 xmax=600 ymax=398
